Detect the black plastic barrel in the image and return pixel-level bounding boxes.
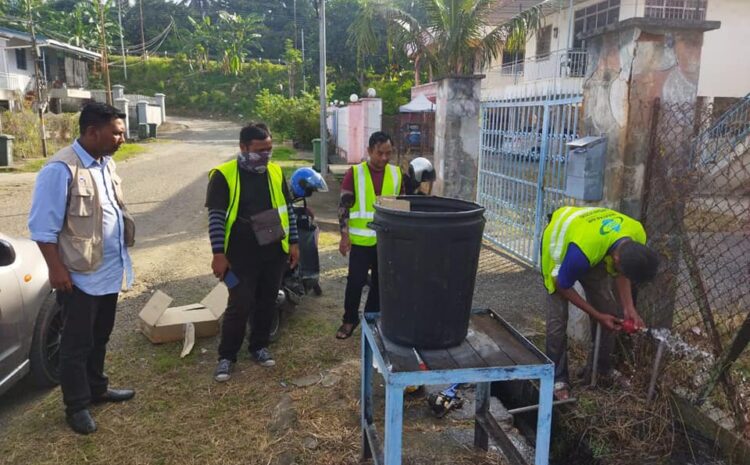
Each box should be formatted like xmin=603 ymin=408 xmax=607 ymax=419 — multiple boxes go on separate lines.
xmin=370 ymin=196 xmax=485 ymax=349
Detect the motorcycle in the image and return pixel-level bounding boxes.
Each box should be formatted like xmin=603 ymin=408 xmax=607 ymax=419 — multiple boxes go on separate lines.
xmin=265 ymin=167 xmax=328 ymax=342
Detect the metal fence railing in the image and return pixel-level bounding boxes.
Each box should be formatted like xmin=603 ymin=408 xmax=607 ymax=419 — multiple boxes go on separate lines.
xmin=644 ymin=0 xmax=708 ymax=21
xmin=524 ymin=49 xmax=588 ymax=82
xmin=640 ymin=95 xmax=750 ymax=436
xmin=0 ymin=72 xmax=22 ymax=91
xmin=478 ymin=88 xmax=583 ymax=266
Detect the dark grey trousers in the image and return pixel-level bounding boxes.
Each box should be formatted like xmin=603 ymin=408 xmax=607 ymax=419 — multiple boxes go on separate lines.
xmin=545 ymin=262 xmax=623 ymax=385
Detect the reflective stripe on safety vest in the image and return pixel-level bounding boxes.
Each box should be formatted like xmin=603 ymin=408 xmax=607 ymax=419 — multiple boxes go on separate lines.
xmin=541 ymin=207 xmax=647 ymax=294
xmin=349 ymin=162 xmax=401 ymax=247
xmin=209 ymin=160 xmax=290 ymax=254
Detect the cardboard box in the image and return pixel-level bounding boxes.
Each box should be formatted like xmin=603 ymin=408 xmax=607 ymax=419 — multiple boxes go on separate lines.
xmin=377 ymin=196 xmax=411 ymax=211
xmin=138 ymin=284 xmax=228 ymax=344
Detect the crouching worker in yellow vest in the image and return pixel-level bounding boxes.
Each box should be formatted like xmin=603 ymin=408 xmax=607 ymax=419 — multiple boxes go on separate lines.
xmin=205 ymin=123 xmax=299 ymax=382
xmin=335 ymin=132 xmax=403 ymax=339
xmin=541 ymin=207 xmax=659 ymax=400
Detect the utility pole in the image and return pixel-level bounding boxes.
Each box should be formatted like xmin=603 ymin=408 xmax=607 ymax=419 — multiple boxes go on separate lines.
xmin=27 ymin=6 xmax=48 ymax=158
xmin=301 ymin=28 xmax=306 ymax=93
xmin=117 ymin=0 xmax=127 ymax=80
xmin=139 ymin=0 xmax=147 ymax=60
xmin=97 ymin=0 xmax=112 ymax=104
xmin=318 ymin=0 xmax=328 ymax=174
xmin=293 ymin=0 xmax=298 ymax=48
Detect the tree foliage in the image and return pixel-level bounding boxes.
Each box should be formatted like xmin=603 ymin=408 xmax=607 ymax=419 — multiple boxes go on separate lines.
xmin=349 ymin=0 xmax=543 ymax=77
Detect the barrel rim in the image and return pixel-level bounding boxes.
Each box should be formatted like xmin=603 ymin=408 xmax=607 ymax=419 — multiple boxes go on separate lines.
xmin=373 ymin=195 xmax=485 ymax=219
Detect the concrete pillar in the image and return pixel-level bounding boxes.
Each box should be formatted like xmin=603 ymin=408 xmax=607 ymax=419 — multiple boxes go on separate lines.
xmin=580 ymin=17 xmax=720 ymax=218
xmin=114 ymin=97 xmax=130 ymax=139
xmin=580 ymin=17 xmax=719 ymax=329
xmin=432 ymin=75 xmax=484 ymax=201
xmin=154 ymin=93 xmax=166 ymax=123
xmin=136 ymin=100 xmax=149 ymax=138
xmin=112 ymin=84 xmax=125 ymax=100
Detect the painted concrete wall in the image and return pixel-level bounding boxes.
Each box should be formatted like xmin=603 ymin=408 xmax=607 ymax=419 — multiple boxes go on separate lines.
xmin=362 ymin=98 xmax=382 ymax=156
xmin=336 ymin=106 xmax=350 ymax=160
xmin=329 ymin=99 xmax=383 ymax=164
xmin=433 ymin=76 xmax=483 ymax=200
xmin=411 ymin=82 xmax=438 ymax=100
xmin=698 ymin=0 xmax=750 ymax=98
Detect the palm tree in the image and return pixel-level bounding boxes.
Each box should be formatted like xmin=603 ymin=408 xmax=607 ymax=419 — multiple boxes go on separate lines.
xmin=349 ymin=0 xmax=543 ymax=80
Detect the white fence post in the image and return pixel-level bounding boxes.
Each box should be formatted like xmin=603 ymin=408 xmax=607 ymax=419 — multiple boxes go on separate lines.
xmin=137 ymin=100 xmax=149 ymax=139
xmin=154 ymin=93 xmax=166 ymax=123
xmin=112 ymin=84 xmax=125 ymax=100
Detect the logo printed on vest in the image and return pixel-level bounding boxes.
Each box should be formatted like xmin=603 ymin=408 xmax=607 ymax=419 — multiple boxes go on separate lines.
xmin=600 ymin=217 xmax=624 ymax=235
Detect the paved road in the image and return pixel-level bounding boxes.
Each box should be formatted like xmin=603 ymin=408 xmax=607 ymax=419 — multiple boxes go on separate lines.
xmin=0 ymin=117 xmax=242 ymax=427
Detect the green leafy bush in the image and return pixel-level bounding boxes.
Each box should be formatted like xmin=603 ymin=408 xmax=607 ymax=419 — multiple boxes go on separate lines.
xmin=105 ymin=57 xmax=287 ymax=119
xmin=254 ymin=89 xmax=320 ymax=149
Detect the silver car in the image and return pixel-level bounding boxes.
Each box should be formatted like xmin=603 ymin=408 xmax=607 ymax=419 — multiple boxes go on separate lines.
xmin=0 ymin=233 xmax=62 ymax=395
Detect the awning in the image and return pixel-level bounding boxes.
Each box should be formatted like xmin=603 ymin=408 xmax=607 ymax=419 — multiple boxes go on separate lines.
xmin=399 ymin=94 xmax=435 ymax=113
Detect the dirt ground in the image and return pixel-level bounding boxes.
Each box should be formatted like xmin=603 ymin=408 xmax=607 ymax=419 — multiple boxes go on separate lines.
xmin=0 ymin=118 xmax=546 ymax=465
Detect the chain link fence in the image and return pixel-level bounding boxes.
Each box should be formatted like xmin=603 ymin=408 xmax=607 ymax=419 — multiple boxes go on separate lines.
xmin=639 ymin=95 xmax=750 ymax=437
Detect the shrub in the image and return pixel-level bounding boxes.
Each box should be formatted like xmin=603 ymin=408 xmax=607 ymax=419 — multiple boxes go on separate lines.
xmin=2 ymin=109 xmax=79 ymax=160
xmin=254 ymin=89 xmax=319 ymax=149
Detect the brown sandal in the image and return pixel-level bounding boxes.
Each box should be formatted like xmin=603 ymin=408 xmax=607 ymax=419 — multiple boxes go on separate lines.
xmin=335 ymin=323 xmax=357 ymax=340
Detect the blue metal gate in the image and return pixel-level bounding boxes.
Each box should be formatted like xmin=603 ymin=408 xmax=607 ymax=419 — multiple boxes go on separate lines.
xmin=477 ymin=90 xmax=583 ymax=266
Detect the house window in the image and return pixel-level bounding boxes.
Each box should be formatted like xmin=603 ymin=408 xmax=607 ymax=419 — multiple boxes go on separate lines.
xmin=573 ymin=0 xmax=621 ymax=49
xmin=15 ymin=49 xmax=28 ymax=70
xmin=536 ymin=25 xmax=552 ymax=58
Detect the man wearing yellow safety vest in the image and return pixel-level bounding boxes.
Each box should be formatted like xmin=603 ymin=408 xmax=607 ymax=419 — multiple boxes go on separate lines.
xmin=541 ymin=207 xmax=659 ymax=400
xmin=205 ymin=123 xmax=300 ymax=382
xmin=335 ymin=132 xmax=404 ymax=339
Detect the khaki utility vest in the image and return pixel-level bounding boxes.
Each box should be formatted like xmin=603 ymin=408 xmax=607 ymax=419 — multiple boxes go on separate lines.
xmin=49 ymin=146 xmax=135 ymax=273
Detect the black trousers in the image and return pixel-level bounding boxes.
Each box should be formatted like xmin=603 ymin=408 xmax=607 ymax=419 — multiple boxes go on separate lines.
xmin=342 ymin=244 xmax=379 ymax=325
xmin=218 ymin=256 xmax=288 ymax=362
xmin=59 ymin=287 xmax=118 ymax=415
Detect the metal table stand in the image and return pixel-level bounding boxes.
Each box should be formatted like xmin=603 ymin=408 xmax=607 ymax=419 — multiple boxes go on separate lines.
xmin=361 ymin=310 xmax=555 ymax=465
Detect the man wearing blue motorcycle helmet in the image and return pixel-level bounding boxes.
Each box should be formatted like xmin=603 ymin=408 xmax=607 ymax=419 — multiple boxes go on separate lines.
xmin=291 ymin=167 xmax=329 ymax=199
xmin=336 ymin=131 xmax=404 ymax=340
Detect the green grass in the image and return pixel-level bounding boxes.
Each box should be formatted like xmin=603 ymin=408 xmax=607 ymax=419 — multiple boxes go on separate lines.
xmin=272 ymin=146 xmax=297 ymax=161
xmin=114 ymin=143 xmax=147 ymax=162
xmin=277 ymin=159 xmax=313 ymax=180
xmin=16 ymin=143 xmax=146 ymax=173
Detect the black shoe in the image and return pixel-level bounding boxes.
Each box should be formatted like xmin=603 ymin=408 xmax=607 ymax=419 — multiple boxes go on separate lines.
xmin=66 ymin=409 xmax=97 ymax=435
xmin=250 ymin=348 xmax=276 ymax=367
xmin=92 ymin=388 xmax=136 ymax=404
xmin=214 ymin=358 xmax=234 ymax=382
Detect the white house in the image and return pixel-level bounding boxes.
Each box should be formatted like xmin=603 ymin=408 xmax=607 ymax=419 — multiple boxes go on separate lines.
xmin=0 ymin=26 xmax=101 ymax=110
xmin=482 ymin=0 xmax=750 ymax=101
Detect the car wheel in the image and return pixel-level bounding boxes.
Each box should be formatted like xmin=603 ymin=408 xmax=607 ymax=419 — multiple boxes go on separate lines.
xmin=29 ymin=292 xmax=62 ymax=387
